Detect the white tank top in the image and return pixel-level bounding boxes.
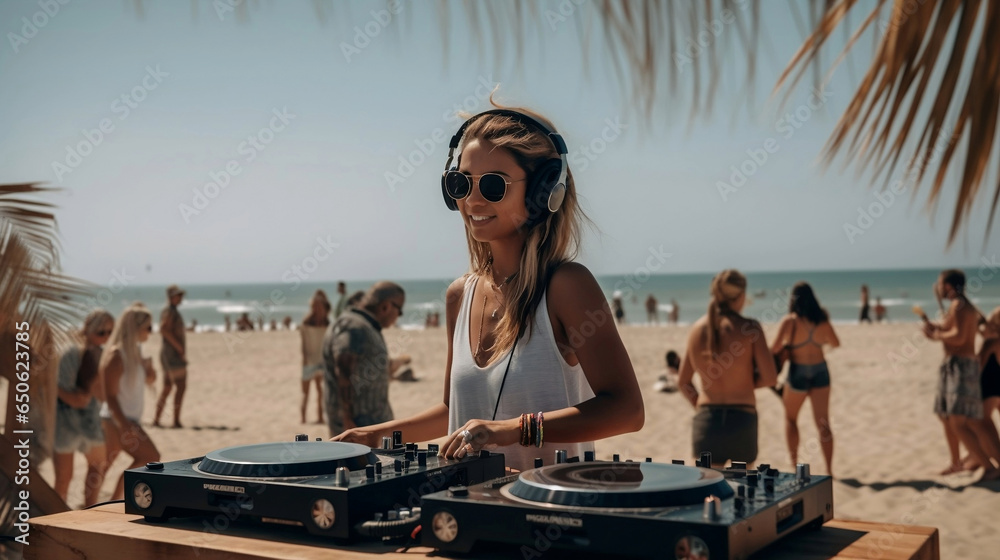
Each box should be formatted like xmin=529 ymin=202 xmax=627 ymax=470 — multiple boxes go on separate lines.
xmin=449 ymin=275 xmax=596 ymax=472
xmin=100 ymin=349 xmax=145 ymax=422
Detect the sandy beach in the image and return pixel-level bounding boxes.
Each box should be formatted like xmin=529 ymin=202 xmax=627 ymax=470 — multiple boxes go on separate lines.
xmin=38 ymin=322 xmax=999 ymax=558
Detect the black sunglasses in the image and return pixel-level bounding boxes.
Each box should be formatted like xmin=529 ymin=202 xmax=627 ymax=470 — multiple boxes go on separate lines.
xmin=443 ymin=171 xmax=527 ymax=203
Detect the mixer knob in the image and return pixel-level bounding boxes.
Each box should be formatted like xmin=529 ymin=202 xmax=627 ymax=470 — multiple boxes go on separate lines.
xmin=645 ymin=457 xmax=653 ymax=463
xmin=295 ymin=434 xmax=308 ymax=442
xmin=757 ymin=463 xmax=770 ymax=473
xmin=418 ymin=451 xmax=428 ymax=467
xmin=428 ymin=443 xmax=440 ymax=455
xmin=734 ymin=496 xmax=745 ymax=516
xmin=387 ymin=510 xmax=398 ymax=521
xmin=392 ymin=431 xmax=403 ymax=448
xmin=315 ymin=437 xmax=322 ymax=441
xmin=365 ymin=465 xmax=375 ymax=480
xmin=702 ymin=495 xmax=721 ymax=521
xmin=449 ymin=485 xmax=468 ymax=497
xmin=766 ymin=468 xmax=779 ymax=478
xmin=747 ymin=486 xmax=756 ymax=500
xmin=375 ymin=462 xmax=383 ymax=475
xmin=613 ymin=454 xmax=620 ymax=462
xmin=672 ymin=459 xmax=685 ymax=465
xmin=699 ymin=452 xmax=712 ymax=468
xmin=764 ymin=477 xmax=775 ymax=494
xmin=555 ymin=450 xmax=568 ymax=464
xmin=534 ymin=458 xmax=543 ymax=469
xmin=398 ymin=508 xmax=410 ymax=519
xmin=796 ymin=463 xmax=811 ymax=481
xmin=731 ymin=461 xmax=747 ymax=471
xmin=737 ymin=485 xmax=745 ymax=497
xmin=584 ymin=451 xmax=595 ymax=462
xmin=403 ymin=460 xmax=411 ymax=471
xmin=381 ymin=436 xmax=393 ymax=450
xmin=393 ymin=459 xmax=402 ymax=473
xmin=480 ymin=450 xmax=491 ymax=458
xmin=335 ymin=466 xmax=350 ymax=487
xmin=747 ymin=472 xmax=758 ymax=485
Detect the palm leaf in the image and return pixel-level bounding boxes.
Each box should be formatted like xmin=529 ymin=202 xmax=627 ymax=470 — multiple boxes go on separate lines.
xmin=777 ymin=0 xmax=1000 ymax=244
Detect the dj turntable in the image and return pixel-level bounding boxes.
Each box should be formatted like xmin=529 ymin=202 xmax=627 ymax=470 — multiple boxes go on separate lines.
xmin=420 ymin=453 xmax=833 ymax=560
xmin=123 ymin=433 xmax=505 ymax=540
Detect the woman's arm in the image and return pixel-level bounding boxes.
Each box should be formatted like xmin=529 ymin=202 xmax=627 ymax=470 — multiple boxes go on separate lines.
xmin=750 ymin=319 xmax=778 ymax=388
xmin=677 ymin=338 xmax=698 ymax=409
xmin=824 ymin=321 xmax=841 ymax=349
xmin=333 ymin=277 xmax=467 ymax=447
xmin=769 ymin=315 xmax=792 ymax=355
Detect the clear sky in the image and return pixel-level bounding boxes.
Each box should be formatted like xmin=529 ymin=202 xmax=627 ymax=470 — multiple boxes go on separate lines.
xmin=1 ymin=0 xmax=995 ymax=287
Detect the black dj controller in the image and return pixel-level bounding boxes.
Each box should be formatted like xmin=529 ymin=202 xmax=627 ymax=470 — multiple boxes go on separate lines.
xmin=419 ymin=453 xmax=833 ymax=560
xmin=123 ymin=433 xmax=505 ymax=540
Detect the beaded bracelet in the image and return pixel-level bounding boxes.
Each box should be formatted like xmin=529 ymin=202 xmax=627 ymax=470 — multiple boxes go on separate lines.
xmin=529 ymin=413 xmax=537 ymax=448
xmin=520 ymin=413 xmax=531 ymax=446
xmin=535 ymin=411 xmax=544 ymax=448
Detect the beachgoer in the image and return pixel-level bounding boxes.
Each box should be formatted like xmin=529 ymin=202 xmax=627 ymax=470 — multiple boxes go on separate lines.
xmin=923 ymin=270 xmax=1000 ymax=481
xmin=282 ymin=316 xmax=293 ymax=330
xmin=345 ymin=290 xmax=365 ymax=309
xmin=224 ymin=315 xmax=232 ymax=332
xmin=669 ymin=298 xmax=680 ymax=325
xmin=654 ymin=350 xmax=681 ymax=393
xmin=771 ymin=282 xmax=839 ymax=475
xmin=301 ymin=290 xmax=331 ymax=424
xmin=646 ymin=294 xmax=658 ymax=324
xmin=965 ymin=307 xmax=1000 ymax=471
xmin=678 ymin=270 xmax=777 ymax=467
xmin=236 ymin=312 xmax=253 ymax=331
xmin=874 ymin=297 xmax=887 ymax=323
xmin=99 ymin=303 xmax=161 ymax=500
xmin=154 ymin=285 xmax=187 ymax=428
xmin=322 ymin=282 xmax=404 ymax=436
xmin=613 ymin=293 xmax=625 ymax=325
xmin=859 ymin=284 xmax=872 ymax=324
xmin=53 ymin=310 xmax=114 ymax=507
xmin=333 ymin=105 xmax=644 ymax=471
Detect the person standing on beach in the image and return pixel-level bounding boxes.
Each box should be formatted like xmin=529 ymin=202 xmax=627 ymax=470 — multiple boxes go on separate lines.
xmin=333 ymin=105 xmax=644 ymax=471
xmin=334 ymin=281 xmax=348 ymax=317
xmin=963 ymin=307 xmax=1000 ymax=472
xmin=874 ymin=297 xmax=887 ymax=322
xmin=923 ymin=270 xmax=1000 ymax=481
xmin=669 ymin=298 xmax=680 ymax=325
xmin=646 ymin=294 xmax=659 ymax=324
xmin=859 ymin=284 xmax=872 ymax=324
xmin=613 ymin=293 xmax=625 ymax=325
xmin=300 ymin=290 xmax=331 ymax=424
xmin=678 ymin=270 xmax=777 ymax=467
xmin=322 ymin=282 xmax=404 ymax=436
xmin=98 ymin=303 xmax=160 ymax=500
xmin=53 ymin=310 xmax=114 ymax=507
xmin=154 ymin=285 xmax=187 ymax=428
xmin=771 ymin=282 xmax=839 ymax=475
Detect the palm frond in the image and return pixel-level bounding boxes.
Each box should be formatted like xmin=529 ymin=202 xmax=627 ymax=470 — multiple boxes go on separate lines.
xmin=778 ymin=0 xmax=1000 ymax=244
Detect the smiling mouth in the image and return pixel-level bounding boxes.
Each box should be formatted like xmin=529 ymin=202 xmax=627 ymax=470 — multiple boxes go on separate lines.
xmin=469 ymin=215 xmax=495 ymax=223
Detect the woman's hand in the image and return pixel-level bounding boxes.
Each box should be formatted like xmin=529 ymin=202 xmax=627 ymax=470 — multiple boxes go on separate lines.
xmin=440 ymin=418 xmax=519 ymax=460
xmin=331 ymin=427 xmax=381 ymax=448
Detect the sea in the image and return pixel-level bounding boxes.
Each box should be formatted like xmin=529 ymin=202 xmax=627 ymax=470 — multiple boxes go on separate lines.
xmin=80 ymin=266 xmax=1000 ymax=332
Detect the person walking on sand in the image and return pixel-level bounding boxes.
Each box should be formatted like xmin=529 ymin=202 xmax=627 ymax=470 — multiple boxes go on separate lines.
xmin=646 ymin=294 xmax=659 ymax=324
xmin=333 ymin=104 xmax=644 ymax=471
xmin=613 ymin=292 xmax=625 ymax=325
xmin=154 ymin=285 xmax=187 ymax=428
xmin=859 ymin=284 xmax=872 ymax=324
xmin=301 ymin=290 xmax=331 ymax=424
xmin=53 ymin=310 xmax=114 ymax=507
xmin=669 ymin=298 xmax=680 ymax=325
xmin=923 ymin=270 xmax=1000 ymax=481
xmin=874 ymin=297 xmax=888 ymax=323
xmin=678 ymin=270 xmax=777 ymax=467
xmin=334 ymin=281 xmax=348 ymax=317
xmin=963 ymin=307 xmax=1000 ymax=472
xmin=98 ymin=303 xmax=161 ymax=500
xmin=771 ymin=282 xmax=839 ymax=475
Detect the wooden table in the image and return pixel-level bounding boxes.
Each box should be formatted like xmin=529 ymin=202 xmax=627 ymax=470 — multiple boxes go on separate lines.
xmin=22 ymin=504 xmax=938 ymax=560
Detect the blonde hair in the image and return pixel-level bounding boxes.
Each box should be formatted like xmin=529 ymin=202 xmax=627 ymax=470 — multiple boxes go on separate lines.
xmin=458 ymin=98 xmax=586 ymax=352
xmin=100 ymin=303 xmax=152 ymax=381
xmin=303 ymin=289 xmax=331 ymax=325
xmin=705 ymin=269 xmax=747 ymax=357
xmin=76 ymin=309 xmax=115 ymax=348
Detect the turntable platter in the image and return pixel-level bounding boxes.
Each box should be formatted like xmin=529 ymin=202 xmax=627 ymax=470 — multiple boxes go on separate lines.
xmin=506 ymin=462 xmax=734 ymax=508
xmin=199 ymin=441 xmax=376 ymax=477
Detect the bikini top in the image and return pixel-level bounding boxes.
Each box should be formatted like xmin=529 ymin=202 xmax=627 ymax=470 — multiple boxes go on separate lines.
xmin=788 ymin=322 xmax=822 ymax=349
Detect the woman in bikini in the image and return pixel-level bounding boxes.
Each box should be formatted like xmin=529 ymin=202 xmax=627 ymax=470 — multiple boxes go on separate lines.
xmin=678 ymin=270 xmax=778 ymax=467
xmin=333 ymin=101 xmax=644 ymax=471
xmin=300 ymin=289 xmax=331 ymax=424
xmin=771 ymin=282 xmax=839 ymax=475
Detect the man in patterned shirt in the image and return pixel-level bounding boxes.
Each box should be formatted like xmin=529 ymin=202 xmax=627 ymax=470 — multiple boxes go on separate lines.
xmin=323 ymin=281 xmax=405 ymax=437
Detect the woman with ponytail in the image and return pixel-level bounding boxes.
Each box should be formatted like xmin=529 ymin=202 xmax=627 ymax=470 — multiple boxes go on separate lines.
xmin=678 ymin=270 xmax=777 ymax=467
xmin=334 ymin=98 xmax=644 ymax=471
